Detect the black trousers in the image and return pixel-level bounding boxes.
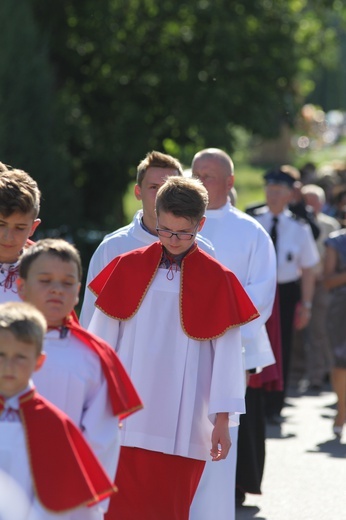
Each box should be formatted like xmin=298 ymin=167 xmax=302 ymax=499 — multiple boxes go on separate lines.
xmin=236 ymin=387 xmax=265 ymax=495
xmin=265 ymin=280 xmax=301 ymax=416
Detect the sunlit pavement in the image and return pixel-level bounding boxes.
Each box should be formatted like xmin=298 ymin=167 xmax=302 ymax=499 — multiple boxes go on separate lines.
xmin=236 ymin=385 xmax=346 ymax=520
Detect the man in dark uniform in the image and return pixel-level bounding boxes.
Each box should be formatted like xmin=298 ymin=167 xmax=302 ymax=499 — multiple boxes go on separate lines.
xmin=253 ymin=167 xmax=319 ymax=422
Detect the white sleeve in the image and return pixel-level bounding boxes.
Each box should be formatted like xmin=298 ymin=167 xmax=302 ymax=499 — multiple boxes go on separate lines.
xmin=241 ymin=228 xmax=277 ymax=326
xmin=88 ymin=308 xmax=120 ymax=352
xmin=85 ymin=309 xmax=123 ymax=511
xmin=240 ymin=229 xmax=277 ymax=369
xmin=81 ymin=378 xmax=121 ymax=483
xmin=80 ymin=241 xmax=113 ymax=328
xmin=208 ymin=327 xmax=246 ymax=427
xmin=79 ymin=348 xmax=120 ymax=514
xmin=299 ymin=224 xmax=320 ymax=268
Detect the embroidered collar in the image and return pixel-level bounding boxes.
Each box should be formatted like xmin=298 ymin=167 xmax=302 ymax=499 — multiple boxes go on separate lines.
xmin=0 ymin=260 xmax=20 ymax=291
xmin=160 ymin=244 xmax=196 ymax=280
xmin=0 ymin=383 xmax=33 ymax=413
xmin=47 ymin=325 xmax=69 ymax=339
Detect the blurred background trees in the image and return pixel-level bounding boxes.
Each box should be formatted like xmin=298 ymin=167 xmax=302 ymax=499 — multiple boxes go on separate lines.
xmin=0 ymin=0 xmax=75 ymax=229
xmin=0 ymin=0 xmax=345 ymax=241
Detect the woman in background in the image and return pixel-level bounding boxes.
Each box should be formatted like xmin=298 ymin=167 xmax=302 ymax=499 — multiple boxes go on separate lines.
xmin=324 ymin=229 xmax=346 ymax=437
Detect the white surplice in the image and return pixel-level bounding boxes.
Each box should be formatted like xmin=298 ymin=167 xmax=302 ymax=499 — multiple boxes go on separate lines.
xmin=32 ymin=330 xmax=120 ymax=497
xmin=89 ymin=267 xmax=245 ymax=461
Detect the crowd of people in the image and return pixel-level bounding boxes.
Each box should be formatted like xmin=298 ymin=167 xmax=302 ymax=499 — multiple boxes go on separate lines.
xmin=0 ymin=150 xmax=345 ymax=519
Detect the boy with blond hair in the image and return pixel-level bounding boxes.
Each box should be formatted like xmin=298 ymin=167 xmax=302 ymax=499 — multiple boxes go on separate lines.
xmin=0 ymin=301 xmax=117 ymax=519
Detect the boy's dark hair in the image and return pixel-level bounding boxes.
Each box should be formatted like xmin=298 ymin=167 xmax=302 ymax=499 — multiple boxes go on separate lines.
xmin=0 ymin=169 xmax=41 ymax=218
xmin=0 ymin=301 xmax=46 ymax=354
xmin=19 ymin=239 xmax=82 ymax=281
xmin=156 ymin=176 xmax=208 ymax=223
xmin=136 ymin=151 xmax=183 ymax=186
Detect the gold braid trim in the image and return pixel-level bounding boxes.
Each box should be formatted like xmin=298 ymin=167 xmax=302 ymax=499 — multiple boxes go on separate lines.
xmin=95 ymin=253 xmax=162 ymax=321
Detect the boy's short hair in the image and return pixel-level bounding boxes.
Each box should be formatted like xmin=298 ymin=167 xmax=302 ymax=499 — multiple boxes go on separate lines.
xmin=19 ymin=238 xmax=82 ymax=282
xmin=156 ymin=176 xmax=209 ymax=223
xmin=0 ymin=169 xmax=41 ymax=218
xmin=0 ymin=301 xmax=46 ymax=354
xmin=136 ymin=151 xmax=183 ymax=186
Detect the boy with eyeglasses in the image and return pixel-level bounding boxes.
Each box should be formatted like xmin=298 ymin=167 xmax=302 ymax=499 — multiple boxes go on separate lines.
xmin=80 ymin=150 xmax=214 ymax=327
xmin=88 ymin=176 xmax=259 ymax=520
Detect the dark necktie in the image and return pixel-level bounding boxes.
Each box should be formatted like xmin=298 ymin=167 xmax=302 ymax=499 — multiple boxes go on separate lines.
xmin=270 ymin=216 xmax=278 ymax=250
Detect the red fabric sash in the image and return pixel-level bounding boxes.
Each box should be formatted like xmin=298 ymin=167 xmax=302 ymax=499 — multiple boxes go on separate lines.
xmin=0 ymin=390 xmax=118 ymax=513
xmin=64 ymin=314 xmax=143 ymax=419
xmin=89 ymin=242 xmax=259 ymax=340
xmin=249 ymin=287 xmax=283 ymax=391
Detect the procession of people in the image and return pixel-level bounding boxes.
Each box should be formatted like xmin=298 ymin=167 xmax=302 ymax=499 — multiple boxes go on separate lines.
xmin=0 ymin=150 xmax=345 ymax=519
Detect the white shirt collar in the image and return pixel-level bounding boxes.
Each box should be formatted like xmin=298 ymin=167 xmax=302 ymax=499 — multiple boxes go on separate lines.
xmin=205 ymin=201 xmax=231 ymax=219
xmin=3 ymin=381 xmax=34 ymax=410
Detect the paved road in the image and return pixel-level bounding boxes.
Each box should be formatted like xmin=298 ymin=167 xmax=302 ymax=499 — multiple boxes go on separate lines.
xmin=236 ymin=385 xmax=346 ymax=520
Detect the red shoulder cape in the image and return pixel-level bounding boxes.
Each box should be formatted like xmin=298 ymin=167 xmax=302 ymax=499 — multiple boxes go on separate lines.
xmin=64 ymin=314 xmax=143 ymax=419
xmin=89 ymin=242 xmax=259 ymax=341
xmin=0 ymin=390 xmax=117 ymax=513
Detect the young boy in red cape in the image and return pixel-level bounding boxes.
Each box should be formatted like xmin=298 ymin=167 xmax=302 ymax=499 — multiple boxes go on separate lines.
xmin=88 ymin=176 xmax=259 ymax=520
xmin=16 ymin=239 xmax=142 ymax=519
xmin=0 ymin=301 xmax=118 ymax=519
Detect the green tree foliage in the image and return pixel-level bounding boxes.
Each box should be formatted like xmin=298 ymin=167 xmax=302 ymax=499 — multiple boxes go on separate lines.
xmin=23 ymin=1 xmax=343 ymax=229
xmin=0 ymin=0 xmax=77 ymax=230
xmin=306 ymin=2 xmax=346 ymax=110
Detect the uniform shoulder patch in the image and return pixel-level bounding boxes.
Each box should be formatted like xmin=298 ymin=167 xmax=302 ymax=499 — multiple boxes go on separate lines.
xmin=246 ymin=203 xmax=268 ymax=217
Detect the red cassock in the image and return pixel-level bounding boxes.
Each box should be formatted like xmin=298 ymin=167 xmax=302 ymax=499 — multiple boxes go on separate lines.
xmin=0 ymin=390 xmax=117 ymax=513
xmin=89 ymin=242 xmax=259 ymax=340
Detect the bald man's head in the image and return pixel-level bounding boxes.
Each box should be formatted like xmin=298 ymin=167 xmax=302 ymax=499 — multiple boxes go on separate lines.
xmin=191 ymin=148 xmax=234 ymax=209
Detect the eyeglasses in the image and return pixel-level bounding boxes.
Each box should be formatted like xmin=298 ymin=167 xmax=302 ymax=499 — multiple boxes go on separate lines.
xmin=156 ymin=222 xmax=199 ymax=241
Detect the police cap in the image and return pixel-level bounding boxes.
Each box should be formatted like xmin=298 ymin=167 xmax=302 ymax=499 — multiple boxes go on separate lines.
xmin=264 ymin=167 xmax=298 ymax=188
